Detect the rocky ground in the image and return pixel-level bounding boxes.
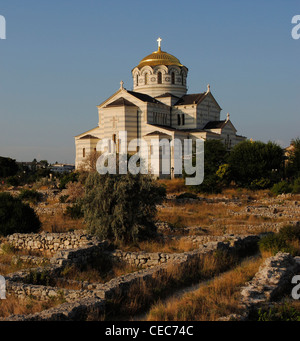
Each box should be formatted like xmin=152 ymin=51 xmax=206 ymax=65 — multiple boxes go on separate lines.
xmin=1 ymin=186 xmax=300 ymax=321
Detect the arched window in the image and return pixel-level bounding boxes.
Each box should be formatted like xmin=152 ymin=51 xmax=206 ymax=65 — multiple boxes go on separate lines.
xmin=83 ymin=148 xmax=86 ymax=158
xmin=136 ymin=75 xmax=139 ymax=86
xmin=157 ymin=72 xmax=162 ymax=84
xmin=171 ymin=72 xmax=175 ymax=84
xmin=145 ymin=73 xmax=148 ymax=85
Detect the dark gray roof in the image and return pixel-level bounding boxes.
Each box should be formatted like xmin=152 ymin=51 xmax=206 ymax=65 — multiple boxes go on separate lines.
xmin=155 ymin=93 xmax=180 ymax=99
xmin=149 ymin=124 xmax=221 ymax=136
xmin=105 ymin=97 xmax=137 ymax=107
xmin=127 ymin=90 xmax=162 ymax=104
xmin=79 ymin=134 xmax=99 ymax=140
xmin=174 ymin=93 xmax=206 ymax=106
xmin=203 ymin=120 xmax=227 ymax=129
xmin=145 ymin=131 xmax=172 ymax=137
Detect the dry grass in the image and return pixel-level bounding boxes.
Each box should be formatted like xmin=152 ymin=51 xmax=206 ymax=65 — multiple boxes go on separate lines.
xmin=0 ymin=294 xmax=65 ymax=318
xmin=146 ymin=255 xmax=263 ymax=321
xmin=157 ymin=179 xmax=273 ymax=200
xmin=0 ymin=244 xmax=46 ymax=275
xmin=53 ymin=257 xmax=141 ymax=288
xmin=157 ymin=201 xmax=259 ymax=234
xmin=39 ymin=212 xmax=85 ymax=233
xmin=104 ymin=250 xmax=240 ymax=320
xmin=158 ymin=178 xmax=187 ymax=194
xmin=157 ymin=191 xmax=290 ymax=236
xmin=115 ymin=238 xmax=195 ymax=253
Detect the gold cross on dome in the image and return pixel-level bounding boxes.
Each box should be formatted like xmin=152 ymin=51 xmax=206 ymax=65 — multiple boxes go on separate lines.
xmin=157 ymin=37 xmax=162 ymax=50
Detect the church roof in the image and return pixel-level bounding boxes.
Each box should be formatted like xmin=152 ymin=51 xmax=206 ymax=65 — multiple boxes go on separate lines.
xmin=136 ymin=47 xmax=184 ymax=69
xmin=203 ymin=120 xmax=237 ymax=133
xmin=155 ymin=93 xmax=180 ymax=99
xmin=145 ymin=131 xmax=172 ymax=137
xmin=174 ymin=93 xmax=206 ymax=106
xmin=79 ymin=134 xmax=99 ymax=140
xmin=203 ymin=120 xmax=227 ymax=130
xmin=149 ymin=124 xmax=222 ymax=136
xmin=127 ymin=90 xmax=163 ymax=104
xmin=106 ymin=97 xmax=137 ymax=107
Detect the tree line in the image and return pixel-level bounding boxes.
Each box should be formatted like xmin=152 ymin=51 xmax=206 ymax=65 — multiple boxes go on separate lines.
xmin=0 ymin=137 xmax=299 ymax=244
xmin=189 ymin=138 xmax=300 ymax=194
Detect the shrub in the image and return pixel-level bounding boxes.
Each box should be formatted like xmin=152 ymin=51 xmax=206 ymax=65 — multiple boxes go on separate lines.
xmin=0 ymin=193 xmax=41 ymax=236
xmin=258 ymin=233 xmax=291 ymax=255
xmin=279 ymin=225 xmax=300 ymax=241
xmin=270 ymin=181 xmax=293 ymax=196
xmin=254 ymin=303 xmax=300 ymax=321
xmin=59 ymin=172 xmax=79 ymax=190
xmin=250 ymin=178 xmax=271 ymax=190
xmin=190 ymin=140 xmax=228 ymax=194
xmin=0 ymin=157 xmax=18 ymax=178
xmin=82 ymin=172 xmax=166 ymax=243
xmin=176 ymin=192 xmax=198 ymax=200
xmin=292 ymin=177 xmax=300 ymax=194
xmin=64 ymin=181 xmax=85 ymax=202
xmin=59 ymin=195 xmax=69 ymax=203
xmin=228 ymin=140 xmax=284 ymax=188
xmin=6 ymin=175 xmax=20 ymax=187
xmin=286 ymin=138 xmax=300 ymax=179
xmin=258 ymin=225 xmax=300 ymax=256
xmin=18 ymin=189 xmax=42 ymax=203
xmin=65 ymin=203 xmax=84 ymax=219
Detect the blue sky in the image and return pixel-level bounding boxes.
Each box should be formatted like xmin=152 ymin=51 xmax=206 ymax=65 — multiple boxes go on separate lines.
xmin=0 ymin=0 xmax=299 ymax=164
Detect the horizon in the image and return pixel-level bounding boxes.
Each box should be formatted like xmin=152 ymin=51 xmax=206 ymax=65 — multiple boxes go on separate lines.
xmin=0 ymin=0 xmax=299 ymax=164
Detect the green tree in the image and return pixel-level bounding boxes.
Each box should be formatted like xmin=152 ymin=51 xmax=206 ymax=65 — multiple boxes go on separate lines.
xmin=228 ymin=140 xmax=284 ymax=188
xmin=82 ymin=172 xmax=166 ymax=243
xmin=190 ymin=139 xmax=228 ymax=193
xmin=0 ymin=193 xmax=41 ymax=236
xmin=286 ymin=138 xmax=300 ymax=179
xmin=0 ymin=157 xmax=19 ymax=178
xmin=59 ymin=172 xmax=79 ymax=189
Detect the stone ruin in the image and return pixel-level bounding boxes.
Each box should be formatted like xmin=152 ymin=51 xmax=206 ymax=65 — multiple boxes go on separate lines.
xmin=2 ymin=231 xmax=297 ymax=321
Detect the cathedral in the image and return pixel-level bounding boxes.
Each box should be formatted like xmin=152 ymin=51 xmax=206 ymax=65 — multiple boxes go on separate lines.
xmin=75 ymin=38 xmax=246 ymax=176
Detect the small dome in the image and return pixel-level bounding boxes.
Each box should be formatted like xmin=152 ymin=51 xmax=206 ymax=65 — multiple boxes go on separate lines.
xmin=137 ymin=47 xmax=183 ymax=69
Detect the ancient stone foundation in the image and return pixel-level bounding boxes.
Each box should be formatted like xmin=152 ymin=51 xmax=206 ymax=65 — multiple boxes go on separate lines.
xmin=219 ymin=252 xmax=300 ymax=321
xmin=1 ymin=232 xmax=260 ymax=321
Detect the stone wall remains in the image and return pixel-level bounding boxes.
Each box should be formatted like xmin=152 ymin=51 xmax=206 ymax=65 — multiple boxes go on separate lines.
xmin=218 ymin=252 xmax=300 ymax=321
xmin=6 ymin=231 xmax=99 ymax=255
xmin=1 ymin=232 xmax=260 ymax=321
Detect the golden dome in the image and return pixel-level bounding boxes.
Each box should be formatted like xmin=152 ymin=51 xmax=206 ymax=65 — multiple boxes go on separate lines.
xmin=137 ymin=47 xmax=183 ymax=69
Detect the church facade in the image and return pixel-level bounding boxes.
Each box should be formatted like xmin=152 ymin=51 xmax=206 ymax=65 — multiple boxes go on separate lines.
xmin=75 ymin=38 xmax=246 ymax=176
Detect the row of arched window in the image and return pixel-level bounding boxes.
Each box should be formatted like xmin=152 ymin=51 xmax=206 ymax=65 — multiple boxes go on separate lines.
xmin=136 ymin=72 xmax=184 ymax=86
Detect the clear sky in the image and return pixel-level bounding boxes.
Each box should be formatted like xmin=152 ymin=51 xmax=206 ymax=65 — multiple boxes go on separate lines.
xmin=0 ymin=0 xmax=299 ymax=164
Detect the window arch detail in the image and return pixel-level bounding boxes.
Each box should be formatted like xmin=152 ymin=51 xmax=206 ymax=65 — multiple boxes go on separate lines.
xmin=157 ymin=72 xmax=162 ymax=84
